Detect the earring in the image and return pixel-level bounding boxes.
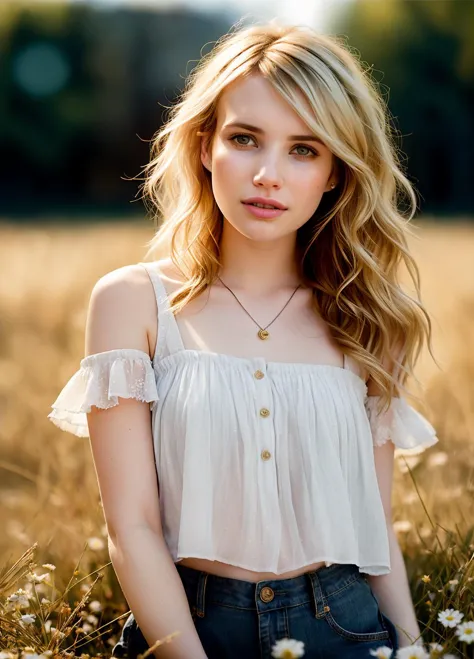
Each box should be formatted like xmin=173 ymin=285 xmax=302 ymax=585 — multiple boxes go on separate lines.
xmin=330 ymin=183 xmax=336 ymax=189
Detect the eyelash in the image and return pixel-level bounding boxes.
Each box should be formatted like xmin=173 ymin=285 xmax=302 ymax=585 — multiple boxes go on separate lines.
xmin=228 ymin=133 xmax=318 ymax=158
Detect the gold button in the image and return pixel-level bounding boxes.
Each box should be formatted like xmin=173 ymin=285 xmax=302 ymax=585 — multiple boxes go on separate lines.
xmin=260 ymin=407 xmax=270 ymax=417
xmin=260 ymin=586 xmax=275 ymax=602
xmin=261 ymin=449 xmax=272 ymax=461
xmin=254 ymin=370 xmax=264 ymax=379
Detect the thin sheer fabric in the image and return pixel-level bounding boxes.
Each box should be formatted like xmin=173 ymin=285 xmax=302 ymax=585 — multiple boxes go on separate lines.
xmin=48 ymin=262 xmax=439 ymax=576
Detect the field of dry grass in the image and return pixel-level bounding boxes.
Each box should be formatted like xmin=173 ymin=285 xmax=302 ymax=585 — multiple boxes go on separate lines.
xmin=0 ymin=217 xmax=473 ymax=658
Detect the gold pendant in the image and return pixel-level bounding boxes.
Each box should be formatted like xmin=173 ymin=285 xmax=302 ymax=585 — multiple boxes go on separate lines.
xmin=258 ymin=329 xmax=269 ymax=340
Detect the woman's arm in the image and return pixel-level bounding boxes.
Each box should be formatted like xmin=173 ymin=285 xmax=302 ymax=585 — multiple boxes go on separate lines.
xmin=364 ymin=341 xmax=425 ymax=647
xmin=368 ymin=439 xmax=423 ymax=647
xmin=85 ymin=266 xmax=208 ymax=659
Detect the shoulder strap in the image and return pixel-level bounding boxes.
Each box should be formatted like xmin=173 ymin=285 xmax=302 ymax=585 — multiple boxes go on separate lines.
xmin=138 ymin=261 xmax=185 ymax=360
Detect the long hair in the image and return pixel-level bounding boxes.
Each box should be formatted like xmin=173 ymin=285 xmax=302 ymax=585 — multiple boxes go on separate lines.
xmin=139 ymin=20 xmax=436 ymax=415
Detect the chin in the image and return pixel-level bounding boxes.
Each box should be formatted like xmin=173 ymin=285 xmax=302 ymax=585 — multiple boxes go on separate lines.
xmin=238 ymin=222 xmax=288 ymax=242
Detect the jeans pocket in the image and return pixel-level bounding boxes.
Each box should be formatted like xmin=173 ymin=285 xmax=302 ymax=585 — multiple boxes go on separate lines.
xmin=322 ymin=575 xmax=391 ymax=643
xmin=380 ymin=612 xmax=399 ymax=652
xmin=111 ymin=612 xmax=150 ymax=659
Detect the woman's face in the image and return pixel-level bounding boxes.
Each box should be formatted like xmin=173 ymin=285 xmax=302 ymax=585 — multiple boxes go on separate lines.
xmin=201 ymin=72 xmax=337 ymax=243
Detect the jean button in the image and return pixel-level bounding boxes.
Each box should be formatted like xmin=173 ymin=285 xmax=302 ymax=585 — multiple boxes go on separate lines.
xmin=260 ymin=586 xmax=275 ymax=602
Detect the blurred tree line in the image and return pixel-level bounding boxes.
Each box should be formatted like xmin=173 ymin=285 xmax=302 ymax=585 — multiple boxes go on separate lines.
xmin=0 ymin=0 xmax=472 ymax=220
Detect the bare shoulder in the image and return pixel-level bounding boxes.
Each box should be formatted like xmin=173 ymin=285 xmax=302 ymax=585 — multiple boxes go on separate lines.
xmin=86 ymin=263 xmax=159 ymax=358
xmin=154 ymin=256 xmax=187 ymax=290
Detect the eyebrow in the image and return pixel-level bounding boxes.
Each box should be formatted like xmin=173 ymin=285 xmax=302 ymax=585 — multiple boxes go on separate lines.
xmin=222 ymin=121 xmax=325 ymax=145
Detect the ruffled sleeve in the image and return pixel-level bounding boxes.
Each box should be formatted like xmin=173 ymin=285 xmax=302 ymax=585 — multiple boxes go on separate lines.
xmin=48 ymin=348 xmax=159 ymax=438
xmin=364 ymin=395 xmax=439 ymax=452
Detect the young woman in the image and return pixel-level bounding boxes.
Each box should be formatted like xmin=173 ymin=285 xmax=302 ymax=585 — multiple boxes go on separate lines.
xmin=48 ymin=22 xmax=439 ymax=659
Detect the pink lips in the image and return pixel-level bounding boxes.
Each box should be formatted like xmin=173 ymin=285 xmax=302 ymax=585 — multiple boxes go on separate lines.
xmin=242 ymin=201 xmax=286 ymax=219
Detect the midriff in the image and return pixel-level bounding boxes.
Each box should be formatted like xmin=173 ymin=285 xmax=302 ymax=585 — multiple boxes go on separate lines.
xmin=176 ymin=557 xmax=330 ymax=582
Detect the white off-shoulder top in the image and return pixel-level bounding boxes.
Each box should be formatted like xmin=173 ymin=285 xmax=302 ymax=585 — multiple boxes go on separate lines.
xmin=48 ymin=261 xmax=439 ymax=576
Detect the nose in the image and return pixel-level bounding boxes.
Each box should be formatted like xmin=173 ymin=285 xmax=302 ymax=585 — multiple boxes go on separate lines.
xmin=252 ymin=155 xmax=283 ymax=190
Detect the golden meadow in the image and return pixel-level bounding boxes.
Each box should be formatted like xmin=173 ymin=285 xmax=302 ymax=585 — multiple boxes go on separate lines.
xmin=0 ymin=218 xmax=473 ymax=657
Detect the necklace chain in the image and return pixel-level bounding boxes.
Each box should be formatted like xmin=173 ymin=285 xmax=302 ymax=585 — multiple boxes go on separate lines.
xmin=216 ymin=275 xmax=301 ymax=340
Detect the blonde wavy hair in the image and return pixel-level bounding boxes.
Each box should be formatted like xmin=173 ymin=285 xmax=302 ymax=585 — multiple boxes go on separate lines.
xmin=139 ymin=20 xmax=436 ymax=415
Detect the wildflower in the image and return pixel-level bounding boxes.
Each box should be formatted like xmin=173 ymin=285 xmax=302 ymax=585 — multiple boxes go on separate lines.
xmin=428 ymin=642 xmax=443 ymax=654
xmin=86 ymin=614 xmax=99 ymax=625
xmin=369 ymin=646 xmax=393 ymax=658
xmin=271 ymin=637 xmax=305 ymax=658
xmin=437 ymin=608 xmax=464 ymax=628
xmin=455 ymin=621 xmax=474 ymax=644
xmin=88 ymin=600 xmax=102 ymax=612
xmin=41 ymin=597 xmax=51 ymax=605
xmin=448 ymin=579 xmax=459 ymax=593
xmin=28 ymin=572 xmax=50 ymax=584
xmin=50 ymin=626 xmax=66 ymax=639
xmin=87 ymin=537 xmax=105 ymax=551
xmin=0 ymin=653 xmax=15 ymax=659
xmin=41 ymin=563 xmax=56 ymax=571
xmin=427 ymin=451 xmax=448 ymax=468
xmin=421 ymin=575 xmax=431 ymax=584
xmin=7 ymin=588 xmax=30 ymax=609
xmin=20 ymin=613 xmax=36 ymax=626
xmin=393 ymin=520 xmax=412 ymax=533
xmin=395 ymin=645 xmax=429 ymax=658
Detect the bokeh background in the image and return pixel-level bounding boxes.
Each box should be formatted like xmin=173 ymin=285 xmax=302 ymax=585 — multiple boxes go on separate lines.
xmin=1 ymin=1 xmax=473 ymax=657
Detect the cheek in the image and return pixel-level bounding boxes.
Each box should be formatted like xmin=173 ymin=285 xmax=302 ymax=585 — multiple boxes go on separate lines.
xmin=291 ymin=166 xmax=328 ymax=197
xmin=212 ymin=146 xmax=247 ymax=178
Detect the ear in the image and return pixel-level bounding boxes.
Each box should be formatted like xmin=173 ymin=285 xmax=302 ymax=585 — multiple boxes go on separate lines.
xmin=198 ymin=131 xmax=213 ymax=173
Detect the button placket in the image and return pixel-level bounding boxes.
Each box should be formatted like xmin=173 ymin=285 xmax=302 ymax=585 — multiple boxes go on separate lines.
xmin=253 ymin=359 xmax=274 ymax=463
xmin=252 ymin=358 xmax=280 ymax=569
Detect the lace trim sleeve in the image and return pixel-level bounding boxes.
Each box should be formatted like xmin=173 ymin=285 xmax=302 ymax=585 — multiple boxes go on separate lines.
xmin=47 ymin=348 xmax=159 ymax=438
xmin=364 ymin=395 xmax=439 ymax=452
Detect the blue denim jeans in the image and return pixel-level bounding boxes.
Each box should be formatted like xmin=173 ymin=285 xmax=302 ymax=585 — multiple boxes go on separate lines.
xmin=112 ymin=562 xmax=399 ymax=659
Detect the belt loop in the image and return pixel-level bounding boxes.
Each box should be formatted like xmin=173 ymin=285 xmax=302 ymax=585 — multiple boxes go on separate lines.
xmin=306 ymin=570 xmax=331 ymax=619
xmin=195 ymin=572 xmax=209 ymax=618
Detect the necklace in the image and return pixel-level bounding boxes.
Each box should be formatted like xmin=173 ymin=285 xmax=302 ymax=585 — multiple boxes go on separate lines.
xmin=217 ymin=275 xmax=301 ymax=340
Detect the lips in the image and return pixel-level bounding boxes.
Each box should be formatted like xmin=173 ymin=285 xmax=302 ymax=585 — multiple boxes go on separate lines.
xmin=242 ymin=197 xmax=287 ymax=210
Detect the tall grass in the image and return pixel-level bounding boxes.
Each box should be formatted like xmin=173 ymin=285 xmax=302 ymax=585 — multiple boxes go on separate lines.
xmin=0 ymin=218 xmax=473 ymax=658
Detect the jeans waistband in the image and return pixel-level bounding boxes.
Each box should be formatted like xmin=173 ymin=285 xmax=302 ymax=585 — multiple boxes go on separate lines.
xmin=175 ymin=562 xmax=363 ymax=619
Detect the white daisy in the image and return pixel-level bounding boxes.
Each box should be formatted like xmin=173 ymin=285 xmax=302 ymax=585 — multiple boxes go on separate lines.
xmin=7 ymin=589 xmax=30 ymax=609
xmin=437 ymin=608 xmax=464 ymax=628
xmin=455 ymin=621 xmax=474 ymax=644
xmin=271 ymin=637 xmax=305 ymax=658
xmin=393 ymin=520 xmax=413 ymax=533
xmin=395 ymin=645 xmax=429 ymax=659
xmin=369 ymin=646 xmax=393 ymax=658
xmin=87 ymin=536 xmax=105 ymax=551
xmin=20 ymin=614 xmax=36 ymax=626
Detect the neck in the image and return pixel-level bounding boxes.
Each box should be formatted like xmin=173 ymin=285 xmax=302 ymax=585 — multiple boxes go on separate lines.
xmin=217 ymin=218 xmax=304 ymax=295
